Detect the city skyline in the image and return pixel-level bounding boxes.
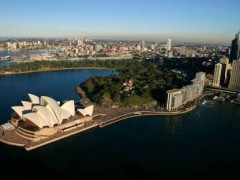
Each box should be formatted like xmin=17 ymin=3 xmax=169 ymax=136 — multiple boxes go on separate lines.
xmin=0 ymin=0 xmax=240 ymax=44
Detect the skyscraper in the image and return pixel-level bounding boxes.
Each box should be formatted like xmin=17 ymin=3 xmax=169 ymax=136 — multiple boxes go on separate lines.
xmin=219 ymin=57 xmax=229 ymax=85
xmin=212 ymin=63 xmax=222 ymax=87
xmin=230 ymin=31 xmax=240 ymax=63
xmin=228 ymin=59 xmax=240 ymax=91
xmin=167 ymin=39 xmax=171 ymax=51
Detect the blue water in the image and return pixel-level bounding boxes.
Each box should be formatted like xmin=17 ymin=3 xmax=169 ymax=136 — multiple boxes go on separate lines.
xmin=0 ymin=51 xmax=24 ymax=57
xmin=0 ymin=60 xmax=12 ymax=67
xmin=0 ymin=70 xmax=240 ymax=179
xmin=0 ymin=50 xmax=56 ymax=67
xmin=0 ymin=50 xmax=52 ymax=57
xmin=0 ymin=69 xmax=115 ymax=123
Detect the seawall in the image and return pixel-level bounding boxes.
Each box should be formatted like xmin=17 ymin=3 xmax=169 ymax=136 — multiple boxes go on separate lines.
xmin=99 ymin=105 xmax=196 ymax=128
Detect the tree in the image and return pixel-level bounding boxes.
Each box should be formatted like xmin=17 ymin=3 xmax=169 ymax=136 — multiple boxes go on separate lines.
xmin=83 ymin=79 xmax=94 ymax=94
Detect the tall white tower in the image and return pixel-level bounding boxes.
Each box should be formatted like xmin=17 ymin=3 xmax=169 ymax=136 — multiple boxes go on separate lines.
xmin=212 ymin=63 xmax=222 ymax=87
xmin=167 ymin=39 xmax=172 ymax=51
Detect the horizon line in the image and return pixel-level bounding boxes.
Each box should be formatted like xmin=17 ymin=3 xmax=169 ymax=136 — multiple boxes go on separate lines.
xmin=0 ymin=36 xmax=231 ymax=46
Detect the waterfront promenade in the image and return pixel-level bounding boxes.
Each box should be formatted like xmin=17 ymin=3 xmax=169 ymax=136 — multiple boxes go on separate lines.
xmin=99 ymin=106 xmax=196 ymax=128
xmin=0 ymin=105 xmax=196 ymax=151
xmin=0 ymin=91 xmax=215 ymax=151
xmin=97 ymin=91 xmax=215 ymax=128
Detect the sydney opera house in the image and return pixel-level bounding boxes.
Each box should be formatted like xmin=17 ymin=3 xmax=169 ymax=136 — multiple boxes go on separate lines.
xmin=4 ymin=93 xmax=95 ymax=143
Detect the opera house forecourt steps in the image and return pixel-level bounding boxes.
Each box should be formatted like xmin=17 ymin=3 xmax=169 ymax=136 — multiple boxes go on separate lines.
xmin=0 ymin=93 xmax=100 ymax=151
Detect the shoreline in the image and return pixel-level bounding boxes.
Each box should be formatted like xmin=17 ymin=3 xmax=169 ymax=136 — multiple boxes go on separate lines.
xmin=99 ymin=105 xmax=197 ymax=128
xmin=25 ymin=124 xmax=98 ymax=151
xmin=0 ymin=66 xmax=115 ymax=76
xmin=0 ymin=92 xmax=215 ymax=151
xmin=0 ymin=106 xmax=196 ymax=151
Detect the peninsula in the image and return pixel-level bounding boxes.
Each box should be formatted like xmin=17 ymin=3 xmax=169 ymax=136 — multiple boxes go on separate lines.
xmin=0 ymin=58 xmax=214 ymax=150
xmin=0 ymin=68 xmax=210 ymax=151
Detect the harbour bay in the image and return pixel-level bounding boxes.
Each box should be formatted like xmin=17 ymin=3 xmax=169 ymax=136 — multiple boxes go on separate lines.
xmin=0 ymin=69 xmax=240 ymax=178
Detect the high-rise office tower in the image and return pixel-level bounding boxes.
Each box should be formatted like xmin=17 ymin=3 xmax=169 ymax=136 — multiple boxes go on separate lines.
xmin=228 ymin=59 xmax=240 ymax=91
xmin=212 ymin=63 xmax=222 ymax=87
xmin=219 ymin=57 xmax=229 ymax=85
xmin=230 ymin=31 xmax=240 ymax=63
xmin=225 ymin=48 xmax=231 ymax=58
xmin=167 ymin=39 xmax=171 ymax=51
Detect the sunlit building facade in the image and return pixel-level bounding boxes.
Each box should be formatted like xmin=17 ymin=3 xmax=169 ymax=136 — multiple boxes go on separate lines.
xmin=9 ymin=94 xmax=94 ymax=142
xmin=212 ymin=63 xmax=222 ymax=87
xmin=166 ymin=72 xmax=205 ymax=111
xmin=228 ymin=60 xmax=240 ymax=91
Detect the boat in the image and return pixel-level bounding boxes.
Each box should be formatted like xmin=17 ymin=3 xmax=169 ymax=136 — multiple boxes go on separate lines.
xmin=217 ymin=96 xmax=225 ymax=102
xmin=202 ymin=100 xmax=207 ymax=105
xmin=206 ymin=100 xmax=214 ymax=105
xmin=202 ymin=100 xmax=214 ymax=105
xmin=213 ymin=96 xmax=218 ymax=100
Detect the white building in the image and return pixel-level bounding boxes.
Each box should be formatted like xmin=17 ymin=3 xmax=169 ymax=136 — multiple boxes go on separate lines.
xmin=12 ymin=94 xmax=75 ymax=128
xmin=167 ymin=39 xmax=172 ymax=51
xmin=7 ymin=93 xmax=95 ymax=143
xmin=212 ymin=63 xmax=222 ymax=87
xmin=166 ymin=72 xmax=205 ymax=111
xmin=11 ymin=42 xmax=17 ymax=50
xmin=11 ymin=94 xmax=94 ymax=129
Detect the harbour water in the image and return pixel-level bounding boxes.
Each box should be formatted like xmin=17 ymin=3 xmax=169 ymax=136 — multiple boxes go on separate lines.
xmin=0 ymin=69 xmax=240 ymax=179
xmin=0 ymin=50 xmax=56 ymax=67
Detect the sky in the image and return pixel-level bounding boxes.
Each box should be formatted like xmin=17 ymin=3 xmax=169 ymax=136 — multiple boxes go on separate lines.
xmin=0 ymin=0 xmax=239 ymax=44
